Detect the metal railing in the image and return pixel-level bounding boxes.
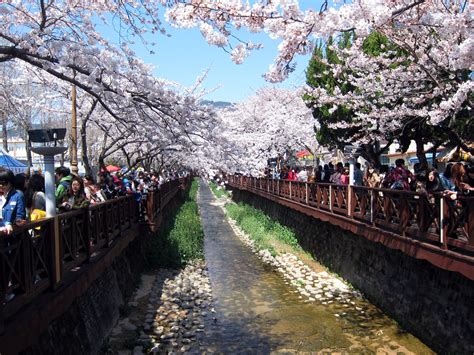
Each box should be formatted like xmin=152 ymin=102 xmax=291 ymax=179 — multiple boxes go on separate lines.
xmin=0 ymin=177 xmax=189 ymax=332
xmin=228 ymin=176 xmax=474 ymax=253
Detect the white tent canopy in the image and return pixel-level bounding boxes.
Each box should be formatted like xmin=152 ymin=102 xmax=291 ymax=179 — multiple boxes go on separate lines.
xmin=0 ymin=148 xmax=27 ymax=174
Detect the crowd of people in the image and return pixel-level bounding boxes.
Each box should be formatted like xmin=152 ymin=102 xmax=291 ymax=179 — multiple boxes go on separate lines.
xmin=265 ymin=159 xmax=474 ymax=198
xmin=0 ymin=166 xmax=185 ymax=235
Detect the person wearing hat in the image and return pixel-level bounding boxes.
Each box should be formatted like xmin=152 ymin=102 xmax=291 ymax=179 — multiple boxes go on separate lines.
xmin=0 ymin=168 xmax=26 ymax=235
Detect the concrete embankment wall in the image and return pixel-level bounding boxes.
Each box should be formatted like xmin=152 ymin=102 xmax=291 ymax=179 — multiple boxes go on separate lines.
xmin=14 ymin=192 xmax=187 ymax=355
xmin=22 ymin=235 xmax=147 ymax=355
xmin=232 ymin=189 xmax=474 ymax=355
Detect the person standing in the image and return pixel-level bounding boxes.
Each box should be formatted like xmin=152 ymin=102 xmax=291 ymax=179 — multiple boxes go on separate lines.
xmin=383 ymin=159 xmax=415 ymax=191
xmin=330 ymin=162 xmax=344 ymax=184
xmin=0 ymin=168 xmax=26 ymax=235
xmin=364 ymin=165 xmax=381 ymax=188
xmin=59 ymin=176 xmax=90 ymax=211
xmin=55 ymin=166 xmax=73 ymax=205
xmin=353 ymin=163 xmax=364 ymax=186
xmin=25 ymin=174 xmax=46 ymax=221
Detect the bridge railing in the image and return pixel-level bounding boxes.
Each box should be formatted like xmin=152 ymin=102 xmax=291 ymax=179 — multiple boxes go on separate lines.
xmin=0 ymin=177 xmax=188 ymax=332
xmin=228 ymin=176 xmax=473 ymax=254
xmin=144 ymin=178 xmax=185 ymax=223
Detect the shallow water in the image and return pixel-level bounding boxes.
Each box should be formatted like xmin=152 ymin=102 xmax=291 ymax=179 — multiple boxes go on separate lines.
xmin=196 ymin=181 xmax=433 ymax=354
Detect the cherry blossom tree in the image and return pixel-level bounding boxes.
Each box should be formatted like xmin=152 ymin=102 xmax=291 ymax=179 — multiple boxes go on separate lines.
xmin=1 ymin=1 xmax=225 ymax=174
xmin=0 ymin=60 xmax=68 ymax=171
xmin=166 ymin=0 xmax=473 ymax=155
xmin=203 ymin=87 xmax=317 ymax=175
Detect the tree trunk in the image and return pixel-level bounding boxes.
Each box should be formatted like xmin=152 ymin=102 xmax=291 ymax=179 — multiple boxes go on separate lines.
xmin=98 ymin=132 xmax=108 ymax=173
xmin=80 ymin=118 xmax=92 ymax=176
xmin=414 ymin=127 xmax=428 ymax=170
xmin=1 ymin=114 xmax=8 ymax=152
xmin=360 ymin=143 xmax=381 ymax=169
xmin=23 ymin=126 xmax=32 ymax=176
xmin=98 ymin=154 xmax=107 ymax=172
xmin=427 ymin=143 xmax=440 ymax=169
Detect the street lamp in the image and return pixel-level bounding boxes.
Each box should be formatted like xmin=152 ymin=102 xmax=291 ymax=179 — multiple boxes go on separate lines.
xmin=28 ymin=128 xmax=67 ymax=217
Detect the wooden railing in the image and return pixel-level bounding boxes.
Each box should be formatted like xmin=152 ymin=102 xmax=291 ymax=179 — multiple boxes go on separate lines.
xmin=0 ymin=177 xmax=187 ymax=333
xmin=228 ymin=176 xmax=474 ymax=255
xmin=144 ymin=178 xmax=183 ymax=223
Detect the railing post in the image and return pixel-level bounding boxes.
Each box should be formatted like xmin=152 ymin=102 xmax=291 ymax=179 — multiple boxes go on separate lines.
xmin=440 ymin=196 xmax=448 ymax=249
xmin=305 ymin=182 xmax=309 ymax=205
xmin=467 ymin=198 xmax=474 ymax=247
xmin=268 ymin=179 xmax=270 ymax=193
xmin=277 ymin=179 xmax=280 ymax=196
xmin=347 ymin=186 xmax=352 ymax=217
xmin=21 ymin=233 xmax=33 ymax=295
xmin=289 ymin=181 xmax=292 ymax=199
xmin=117 ymin=199 xmax=122 ymax=237
xmin=84 ymin=208 xmax=92 ymax=261
xmin=0 ymin=301 xmax=3 ymax=335
xmin=51 ymin=216 xmax=62 ymax=288
xmin=329 ymin=185 xmax=333 ymax=212
xmin=370 ymin=190 xmax=374 ymax=224
xmin=104 ymin=203 xmax=111 ymax=245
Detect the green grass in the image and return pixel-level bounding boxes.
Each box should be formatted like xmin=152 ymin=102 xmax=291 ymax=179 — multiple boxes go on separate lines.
xmin=225 ymin=202 xmax=301 ymax=255
xmin=209 ymin=180 xmax=230 ymax=198
xmin=146 ymin=178 xmax=204 ymax=268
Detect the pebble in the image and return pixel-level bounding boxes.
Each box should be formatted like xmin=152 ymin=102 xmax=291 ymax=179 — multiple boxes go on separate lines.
xmin=149 ymin=345 xmax=160 ymax=354
xmin=154 ymin=326 xmax=164 ymax=335
xmin=180 ymin=345 xmax=191 ymax=352
xmin=183 ymin=331 xmax=194 ymax=338
xmin=122 ymin=321 xmax=137 ymax=331
xmin=226 ymin=213 xmax=367 ymax=323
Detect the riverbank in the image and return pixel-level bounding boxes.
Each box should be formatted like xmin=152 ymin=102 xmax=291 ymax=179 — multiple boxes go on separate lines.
xmin=147 ymin=178 xmax=204 ymax=268
xmin=103 ymin=179 xmax=214 ymax=354
xmin=210 ymin=181 xmax=433 ymax=353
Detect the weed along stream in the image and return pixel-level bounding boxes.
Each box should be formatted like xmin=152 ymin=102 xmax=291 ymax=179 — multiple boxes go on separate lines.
xmin=105 ymin=179 xmax=433 ymax=354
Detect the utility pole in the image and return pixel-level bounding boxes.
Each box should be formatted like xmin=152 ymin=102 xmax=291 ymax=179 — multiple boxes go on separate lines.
xmin=70 ymin=77 xmax=78 ymax=176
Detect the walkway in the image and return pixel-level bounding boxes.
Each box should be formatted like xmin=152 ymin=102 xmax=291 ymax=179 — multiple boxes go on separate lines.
xmin=196 ymin=181 xmax=431 ymax=353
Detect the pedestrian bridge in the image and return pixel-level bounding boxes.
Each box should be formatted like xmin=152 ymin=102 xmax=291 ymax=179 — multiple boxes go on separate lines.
xmin=227 ymin=175 xmax=474 ymax=280
xmin=0 ymin=177 xmax=188 ymax=354
xmin=1 ymin=175 xmax=472 ymax=354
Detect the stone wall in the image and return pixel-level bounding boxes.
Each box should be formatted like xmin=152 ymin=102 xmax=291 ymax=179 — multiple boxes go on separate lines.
xmin=18 ymin=191 xmax=188 ymax=355
xmin=232 ymin=189 xmax=474 ymax=354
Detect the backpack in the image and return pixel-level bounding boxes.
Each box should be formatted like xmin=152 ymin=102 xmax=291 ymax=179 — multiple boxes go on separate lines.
xmin=59 ymin=180 xmax=70 ymax=190
xmin=390 ymin=180 xmax=405 ymax=190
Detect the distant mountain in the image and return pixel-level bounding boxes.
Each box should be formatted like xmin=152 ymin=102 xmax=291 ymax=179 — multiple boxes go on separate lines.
xmin=201 ymin=100 xmax=234 ymax=109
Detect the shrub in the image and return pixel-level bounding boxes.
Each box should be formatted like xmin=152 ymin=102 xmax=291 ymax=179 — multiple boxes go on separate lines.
xmin=146 ymin=178 xmax=204 ymax=268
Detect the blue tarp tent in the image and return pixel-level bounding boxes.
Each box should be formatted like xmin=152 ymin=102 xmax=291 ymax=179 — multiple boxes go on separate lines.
xmin=0 ymin=148 xmax=27 ymax=174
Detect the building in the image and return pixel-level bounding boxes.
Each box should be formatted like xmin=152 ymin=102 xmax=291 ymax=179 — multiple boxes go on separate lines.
xmin=380 ymin=141 xmax=442 ymax=168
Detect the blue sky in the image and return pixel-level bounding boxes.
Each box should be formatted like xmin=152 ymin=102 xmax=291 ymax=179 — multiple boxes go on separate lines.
xmin=136 ymin=27 xmax=312 ymax=103
xmin=122 ymin=1 xmax=325 ymax=103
